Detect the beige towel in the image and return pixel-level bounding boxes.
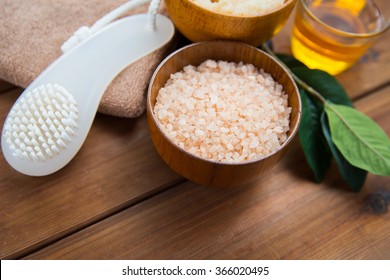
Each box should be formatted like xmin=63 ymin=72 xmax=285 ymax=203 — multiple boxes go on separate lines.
xmin=0 ymin=0 xmax=176 ymax=118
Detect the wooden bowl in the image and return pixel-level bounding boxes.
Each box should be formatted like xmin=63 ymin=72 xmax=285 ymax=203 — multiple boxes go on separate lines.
xmin=147 ymin=41 xmax=301 ymax=187
xmin=164 ymin=0 xmax=297 ymax=46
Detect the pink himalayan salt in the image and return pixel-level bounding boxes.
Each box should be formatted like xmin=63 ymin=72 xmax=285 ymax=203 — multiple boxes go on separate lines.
xmin=154 ymin=60 xmax=291 ymax=163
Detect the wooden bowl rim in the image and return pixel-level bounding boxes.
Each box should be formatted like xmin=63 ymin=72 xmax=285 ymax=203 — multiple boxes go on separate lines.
xmin=170 ymin=0 xmax=297 ymax=19
xmin=147 ymin=41 xmax=302 ymax=167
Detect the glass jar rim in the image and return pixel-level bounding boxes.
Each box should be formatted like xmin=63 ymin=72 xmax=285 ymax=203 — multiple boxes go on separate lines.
xmin=300 ymin=0 xmax=390 ymax=38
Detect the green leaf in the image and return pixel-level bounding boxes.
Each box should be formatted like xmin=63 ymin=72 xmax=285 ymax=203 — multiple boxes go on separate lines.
xmin=292 ymin=67 xmax=353 ymax=107
xmin=276 ymin=53 xmax=308 ymax=69
xmin=321 ymin=112 xmax=367 ymax=192
xmin=275 ymin=53 xmax=353 ymax=107
xmin=299 ymin=89 xmax=332 ymax=182
xmin=325 ymin=103 xmax=390 ymax=176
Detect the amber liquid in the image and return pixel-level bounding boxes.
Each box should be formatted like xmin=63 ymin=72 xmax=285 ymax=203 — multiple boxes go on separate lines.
xmin=291 ymin=0 xmax=372 ymax=75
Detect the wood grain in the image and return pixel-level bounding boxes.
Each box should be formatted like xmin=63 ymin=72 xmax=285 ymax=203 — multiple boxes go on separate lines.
xmin=165 ymin=0 xmax=297 ymax=46
xmin=148 ymin=41 xmax=301 ymax=187
xmin=0 ymin=88 xmax=182 ymax=259
xmin=26 ymin=86 xmax=390 ymax=260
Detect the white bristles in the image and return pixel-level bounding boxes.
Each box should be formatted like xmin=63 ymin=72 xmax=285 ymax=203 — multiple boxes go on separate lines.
xmin=4 ymin=83 xmax=79 ymax=162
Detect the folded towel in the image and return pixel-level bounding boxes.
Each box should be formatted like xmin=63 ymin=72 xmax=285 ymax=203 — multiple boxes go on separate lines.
xmin=0 ymin=0 xmax=176 ymax=118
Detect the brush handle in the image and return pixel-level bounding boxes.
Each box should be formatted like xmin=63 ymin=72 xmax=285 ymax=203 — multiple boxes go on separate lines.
xmin=62 ymin=0 xmax=163 ymax=53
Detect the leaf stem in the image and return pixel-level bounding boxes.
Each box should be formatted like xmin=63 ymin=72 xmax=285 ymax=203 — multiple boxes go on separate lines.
xmin=262 ymin=43 xmax=327 ymax=104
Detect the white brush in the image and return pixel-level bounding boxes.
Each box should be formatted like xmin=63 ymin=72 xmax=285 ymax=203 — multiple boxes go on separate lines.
xmin=1 ymin=0 xmax=173 ymax=176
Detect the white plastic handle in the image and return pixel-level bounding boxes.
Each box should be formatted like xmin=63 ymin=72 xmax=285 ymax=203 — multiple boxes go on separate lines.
xmin=62 ymin=0 xmax=162 ymax=53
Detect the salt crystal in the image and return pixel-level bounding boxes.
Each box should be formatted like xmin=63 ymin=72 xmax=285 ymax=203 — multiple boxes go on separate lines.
xmin=205 ymin=59 xmax=217 ymax=68
xmin=210 ymin=94 xmax=218 ymax=104
xmin=207 ymin=123 xmax=218 ymax=131
xmin=238 ymin=132 xmax=246 ymax=139
xmin=179 ymin=118 xmax=187 ymax=126
xmin=195 ymin=129 xmax=205 ymax=137
xmin=274 ymin=126 xmax=283 ymax=133
xmin=185 ymin=102 xmax=194 ymax=111
xmin=249 ymin=138 xmax=259 ymax=148
xmin=194 ymin=89 xmax=205 ymax=99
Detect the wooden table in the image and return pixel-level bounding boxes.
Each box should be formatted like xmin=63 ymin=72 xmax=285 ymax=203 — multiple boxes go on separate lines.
xmin=1 ymin=11 xmax=389 ymax=260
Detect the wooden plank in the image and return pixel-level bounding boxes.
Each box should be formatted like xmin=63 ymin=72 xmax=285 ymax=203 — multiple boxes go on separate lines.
xmin=0 ymin=88 xmax=182 ymax=259
xmin=273 ymin=2 xmax=390 ymax=100
xmin=27 ymin=86 xmax=390 ymax=259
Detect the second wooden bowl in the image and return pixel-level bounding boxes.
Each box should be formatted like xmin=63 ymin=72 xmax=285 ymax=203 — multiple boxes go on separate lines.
xmin=147 ymin=41 xmax=301 ymax=187
xmin=164 ymin=0 xmax=297 ymax=46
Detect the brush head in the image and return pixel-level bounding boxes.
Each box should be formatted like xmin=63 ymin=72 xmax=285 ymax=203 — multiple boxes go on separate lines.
xmin=3 ymin=83 xmax=79 ymax=162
